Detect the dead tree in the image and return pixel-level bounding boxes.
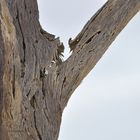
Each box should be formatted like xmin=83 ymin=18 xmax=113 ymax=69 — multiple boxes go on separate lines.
xmin=0 ymin=0 xmax=139 ymax=140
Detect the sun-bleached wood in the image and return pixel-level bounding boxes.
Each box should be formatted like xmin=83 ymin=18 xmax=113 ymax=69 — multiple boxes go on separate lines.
xmin=0 ymin=0 xmax=140 ymax=140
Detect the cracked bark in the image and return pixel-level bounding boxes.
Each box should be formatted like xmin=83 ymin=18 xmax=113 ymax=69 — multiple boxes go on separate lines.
xmin=0 ymin=0 xmax=140 ymax=140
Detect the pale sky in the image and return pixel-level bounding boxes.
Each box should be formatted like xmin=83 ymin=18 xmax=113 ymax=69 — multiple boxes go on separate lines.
xmin=37 ymin=0 xmax=140 ymax=140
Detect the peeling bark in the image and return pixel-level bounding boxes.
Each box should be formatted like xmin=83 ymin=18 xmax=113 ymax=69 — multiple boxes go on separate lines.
xmin=0 ymin=0 xmax=140 ymax=140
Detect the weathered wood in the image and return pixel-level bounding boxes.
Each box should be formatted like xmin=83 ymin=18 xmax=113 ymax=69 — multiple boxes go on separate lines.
xmin=0 ymin=0 xmax=63 ymax=139
xmin=0 ymin=0 xmax=139 ymax=140
xmin=58 ymin=0 xmax=140 ymax=109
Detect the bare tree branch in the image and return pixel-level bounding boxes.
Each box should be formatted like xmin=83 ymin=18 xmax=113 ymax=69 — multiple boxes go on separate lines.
xmin=57 ymin=0 xmax=140 ymax=108
xmin=0 ymin=0 xmax=140 ymax=139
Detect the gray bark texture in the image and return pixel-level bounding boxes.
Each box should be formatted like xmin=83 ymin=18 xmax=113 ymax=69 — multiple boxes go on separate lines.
xmin=0 ymin=0 xmax=139 ymax=140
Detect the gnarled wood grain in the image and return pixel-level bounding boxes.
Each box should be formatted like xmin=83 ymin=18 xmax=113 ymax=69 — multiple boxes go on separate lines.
xmin=0 ymin=0 xmax=140 ymax=140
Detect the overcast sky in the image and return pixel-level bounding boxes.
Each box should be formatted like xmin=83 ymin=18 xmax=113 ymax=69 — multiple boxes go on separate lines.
xmin=37 ymin=1 xmax=140 ymax=140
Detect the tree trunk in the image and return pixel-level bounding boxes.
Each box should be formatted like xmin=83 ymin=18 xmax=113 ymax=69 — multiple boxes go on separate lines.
xmin=0 ymin=0 xmax=139 ymax=140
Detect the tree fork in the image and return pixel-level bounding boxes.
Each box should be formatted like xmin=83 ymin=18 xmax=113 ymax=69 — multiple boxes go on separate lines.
xmin=0 ymin=0 xmax=140 ymax=140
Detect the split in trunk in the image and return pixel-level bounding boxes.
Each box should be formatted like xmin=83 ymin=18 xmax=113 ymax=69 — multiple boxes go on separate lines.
xmin=0 ymin=0 xmax=140 ymax=140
